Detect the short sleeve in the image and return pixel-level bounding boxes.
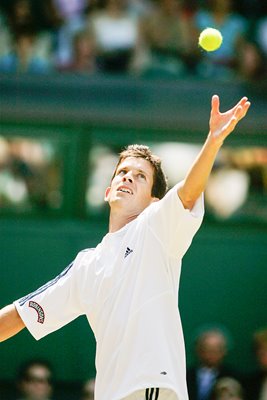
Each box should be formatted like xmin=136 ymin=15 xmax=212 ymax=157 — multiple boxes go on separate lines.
xmin=14 ymin=252 xmax=85 ymax=340
xmin=145 ymin=181 xmax=204 ymax=258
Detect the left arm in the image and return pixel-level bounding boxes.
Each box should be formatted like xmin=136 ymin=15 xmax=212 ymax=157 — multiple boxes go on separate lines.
xmin=178 ymin=95 xmax=251 ymax=209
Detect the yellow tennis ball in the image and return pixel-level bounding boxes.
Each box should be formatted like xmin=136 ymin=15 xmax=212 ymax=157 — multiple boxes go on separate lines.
xmin=198 ymin=28 xmax=223 ymax=52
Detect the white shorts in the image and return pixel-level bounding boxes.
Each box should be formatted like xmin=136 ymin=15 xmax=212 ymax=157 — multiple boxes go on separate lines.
xmin=122 ymin=388 xmax=177 ymax=400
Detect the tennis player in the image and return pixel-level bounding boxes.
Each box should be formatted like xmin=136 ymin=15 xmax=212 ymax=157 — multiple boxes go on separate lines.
xmin=0 ymin=95 xmax=250 ymax=400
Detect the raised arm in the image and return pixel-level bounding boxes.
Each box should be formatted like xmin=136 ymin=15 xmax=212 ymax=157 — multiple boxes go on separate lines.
xmin=0 ymin=304 xmax=25 ymax=342
xmin=178 ymin=95 xmax=251 ymax=210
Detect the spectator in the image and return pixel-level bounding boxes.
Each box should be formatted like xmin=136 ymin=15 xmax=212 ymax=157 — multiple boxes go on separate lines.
xmin=243 ymin=327 xmax=267 ymax=400
xmin=81 ymin=378 xmax=95 ymax=400
xmin=0 ymin=0 xmax=54 ymax=73
xmin=88 ymin=0 xmax=139 ymax=73
xmin=0 ymin=28 xmax=53 ymax=74
xmin=187 ymin=327 xmax=239 ymax=400
xmin=210 ymin=377 xmax=244 ymax=400
xmin=16 ymin=359 xmax=54 ymax=400
xmin=58 ymin=29 xmax=96 ymax=73
xmin=52 ymin=0 xmax=89 ymax=67
xmin=194 ymin=0 xmax=258 ymax=80
xmin=135 ymin=0 xmax=198 ymax=77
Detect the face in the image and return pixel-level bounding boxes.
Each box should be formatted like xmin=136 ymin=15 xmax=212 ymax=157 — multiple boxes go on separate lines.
xmin=20 ymin=365 xmax=52 ymax=400
xmin=105 ymin=157 xmax=158 ymax=217
xmin=197 ymin=333 xmax=226 ymax=368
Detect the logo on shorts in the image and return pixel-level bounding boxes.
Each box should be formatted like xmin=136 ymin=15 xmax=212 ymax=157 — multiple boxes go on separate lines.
xmin=28 ymin=301 xmax=45 ymax=324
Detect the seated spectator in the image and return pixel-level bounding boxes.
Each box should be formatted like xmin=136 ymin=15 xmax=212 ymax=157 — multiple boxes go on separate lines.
xmin=58 ymin=29 xmax=96 ymax=73
xmin=194 ymin=0 xmax=259 ymax=80
xmin=210 ymin=377 xmax=244 ymax=400
xmin=52 ymin=0 xmax=89 ymax=67
xmin=16 ymin=359 xmax=54 ymax=400
xmin=88 ymin=0 xmax=139 ymax=73
xmin=135 ymin=0 xmax=198 ymax=77
xmin=0 ymin=28 xmax=52 ymax=74
xmin=0 ymin=0 xmax=54 ymax=73
xmin=243 ymin=327 xmax=267 ymax=400
xmin=187 ymin=327 xmax=239 ymax=400
xmin=81 ymin=378 xmax=95 ymax=400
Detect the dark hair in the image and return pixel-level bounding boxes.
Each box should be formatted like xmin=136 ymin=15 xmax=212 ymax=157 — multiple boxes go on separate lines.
xmin=112 ymin=144 xmax=168 ymax=199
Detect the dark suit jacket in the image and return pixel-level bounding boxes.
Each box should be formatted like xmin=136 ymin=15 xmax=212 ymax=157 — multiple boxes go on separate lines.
xmin=242 ymin=370 xmax=267 ymax=400
xmin=186 ymin=365 xmax=239 ymax=400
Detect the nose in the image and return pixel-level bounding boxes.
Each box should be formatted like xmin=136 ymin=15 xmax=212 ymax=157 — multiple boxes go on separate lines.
xmin=122 ymin=173 xmax=133 ymax=183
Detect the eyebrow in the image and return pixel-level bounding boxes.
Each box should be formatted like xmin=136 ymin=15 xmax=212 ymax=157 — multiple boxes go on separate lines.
xmin=137 ymin=169 xmax=148 ymax=177
xmin=117 ymin=166 xmax=148 ymax=176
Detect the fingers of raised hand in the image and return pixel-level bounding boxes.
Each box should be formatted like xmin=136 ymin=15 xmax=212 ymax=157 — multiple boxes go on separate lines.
xmin=235 ymin=100 xmax=251 ymax=121
xmin=234 ymin=97 xmax=250 ymax=111
xmin=227 ymin=100 xmax=250 ymax=133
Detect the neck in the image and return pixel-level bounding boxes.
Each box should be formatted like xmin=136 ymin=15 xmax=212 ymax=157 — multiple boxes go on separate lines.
xmin=108 ymin=211 xmax=138 ymax=233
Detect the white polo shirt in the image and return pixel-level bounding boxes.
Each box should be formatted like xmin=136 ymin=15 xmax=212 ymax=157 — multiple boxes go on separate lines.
xmin=15 ymin=183 xmax=204 ymax=400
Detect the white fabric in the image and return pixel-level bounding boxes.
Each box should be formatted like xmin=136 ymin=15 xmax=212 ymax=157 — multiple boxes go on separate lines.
xmin=91 ymin=14 xmax=138 ymax=51
xmin=15 ymin=182 xmax=204 ymax=400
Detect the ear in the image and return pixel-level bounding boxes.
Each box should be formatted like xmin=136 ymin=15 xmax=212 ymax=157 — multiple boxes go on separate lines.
xmin=104 ymin=187 xmax=111 ymax=202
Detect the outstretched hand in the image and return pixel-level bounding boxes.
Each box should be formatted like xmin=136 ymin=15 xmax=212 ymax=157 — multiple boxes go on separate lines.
xmin=178 ymin=95 xmax=250 ymax=209
xmin=209 ymin=95 xmax=251 ymax=145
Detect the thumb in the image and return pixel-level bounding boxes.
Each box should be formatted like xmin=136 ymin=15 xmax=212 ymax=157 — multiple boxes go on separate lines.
xmin=211 ymin=94 xmax=220 ymax=115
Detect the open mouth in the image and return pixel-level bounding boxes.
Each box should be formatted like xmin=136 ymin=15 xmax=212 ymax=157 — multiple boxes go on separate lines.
xmin=117 ymin=187 xmax=133 ymax=195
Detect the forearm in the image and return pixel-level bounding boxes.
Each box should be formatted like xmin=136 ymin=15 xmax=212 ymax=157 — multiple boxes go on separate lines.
xmin=178 ymin=95 xmax=250 ymax=209
xmin=0 ymin=304 xmax=25 ymax=342
xmin=178 ymin=134 xmax=222 ymax=209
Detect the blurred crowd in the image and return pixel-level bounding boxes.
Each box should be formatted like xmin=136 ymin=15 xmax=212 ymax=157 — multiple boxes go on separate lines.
xmin=1 ymin=135 xmax=266 ymax=222
xmin=2 ymin=325 xmax=267 ymax=400
xmin=0 ymin=136 xmax=62 ymax=212
xmin=186 ymin=326 xmax=267 ymax=400
xmin=11 ymin=358 xmax=95 ymax=399
xmin=0 ymin=0 xmax=266 ymax=80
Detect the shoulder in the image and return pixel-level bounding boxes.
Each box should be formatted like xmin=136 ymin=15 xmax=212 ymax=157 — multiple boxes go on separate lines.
xmin=74 ymin=248 xmax=96 ymax=265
